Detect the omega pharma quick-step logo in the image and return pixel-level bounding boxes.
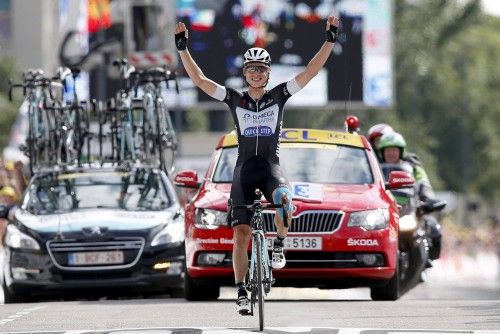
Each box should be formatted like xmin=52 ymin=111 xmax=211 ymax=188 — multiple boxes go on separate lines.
xmin=236 ymin=105 xmax=279 ymax=137
xmin=243 ymin=126 xmax=273 ymax=137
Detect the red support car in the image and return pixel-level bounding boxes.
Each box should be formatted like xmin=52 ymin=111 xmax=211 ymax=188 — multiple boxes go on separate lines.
xmin=175 ymin=128 xmax=414 ymax=301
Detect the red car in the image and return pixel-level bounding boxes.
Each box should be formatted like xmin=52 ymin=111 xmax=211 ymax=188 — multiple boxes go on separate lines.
xmin=175 ymin=128 xmax=413 ymax=301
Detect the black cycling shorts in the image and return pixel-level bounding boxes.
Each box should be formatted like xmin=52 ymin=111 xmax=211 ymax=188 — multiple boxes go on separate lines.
xmin=230 ymin=155 xmax=291 ymax=227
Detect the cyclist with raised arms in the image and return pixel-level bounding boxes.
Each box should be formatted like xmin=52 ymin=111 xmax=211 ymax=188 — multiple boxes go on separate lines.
xmin=174 ymin=15 xmax=340 ymax=315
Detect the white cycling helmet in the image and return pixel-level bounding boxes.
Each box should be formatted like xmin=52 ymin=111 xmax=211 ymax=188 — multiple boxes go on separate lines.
xmin=243 ymin=47 xmax=271 ymax=67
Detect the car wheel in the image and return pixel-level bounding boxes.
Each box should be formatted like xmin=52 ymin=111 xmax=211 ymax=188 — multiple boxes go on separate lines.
xmin=183 ymin=271 xmax=220 ymax=301
xmin=370 ymin=257 xmax=400 ymax=301
xmin=3 ymin=280 xmax=28 ymax=304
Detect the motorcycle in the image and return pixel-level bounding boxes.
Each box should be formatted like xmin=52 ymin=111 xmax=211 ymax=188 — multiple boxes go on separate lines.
xmin=381 ymin=163 xmax=446 ymax=297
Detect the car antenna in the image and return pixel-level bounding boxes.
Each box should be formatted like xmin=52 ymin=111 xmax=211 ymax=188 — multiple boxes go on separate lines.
xmin=340 ymin=13 xmax=354 ymax=131
xmin=345 ymin=82 xmax=352 ymax=121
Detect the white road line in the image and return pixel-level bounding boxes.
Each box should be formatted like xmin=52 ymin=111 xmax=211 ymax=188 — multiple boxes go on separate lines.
xmin=0 ymin=305 xmax=46 ymax=326
xmin=266 ymin=328 xmax=321 ymax=333
xmin=338 ymin=329 xmax=368 ymax=334
xmin=23 ymin=306 xmax=45 ymax=311
xmin=0 ymin=328 xmax=491 ymax=334
xmin=203 ymin=330 xmax=251 ymax=334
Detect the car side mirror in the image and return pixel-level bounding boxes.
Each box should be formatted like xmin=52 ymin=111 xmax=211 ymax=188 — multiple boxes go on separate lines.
xmin=174 ymin=170 xmax=201 ymax=189
xmin=386 ymin=171 xmax=415 ymax=190
xmin=0 ymin=205 xmax=9 ymax=219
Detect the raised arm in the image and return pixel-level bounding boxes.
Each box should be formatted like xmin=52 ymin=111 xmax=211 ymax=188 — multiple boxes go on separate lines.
xmin=174 ymin=22 xmax=220 ymax=97
xmin=294 ymin=15 xmax=340 ymax=89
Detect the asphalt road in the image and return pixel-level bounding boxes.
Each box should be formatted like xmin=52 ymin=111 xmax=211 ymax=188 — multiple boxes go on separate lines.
xmin=0 ymin=283 xmax=498 ymax=333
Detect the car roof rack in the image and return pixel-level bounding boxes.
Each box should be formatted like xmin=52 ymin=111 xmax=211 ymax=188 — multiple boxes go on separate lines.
xmin=32 ymin=160 xmax=162 ymax=176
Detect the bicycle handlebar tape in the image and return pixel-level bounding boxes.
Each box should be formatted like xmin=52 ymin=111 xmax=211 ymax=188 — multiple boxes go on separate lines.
xmin=175 ymin=31 xmax=187 ymax=51
xmin=326 ymin=25 xmax=339 ymax=43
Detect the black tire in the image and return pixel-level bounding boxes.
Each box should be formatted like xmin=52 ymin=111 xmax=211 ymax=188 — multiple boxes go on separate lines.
xmin=155 ymin=101 xmax=167 ymax=172
xmin=27 ymin=106 xmax=36 ymax=175
xmin=183 ymin=271 xmax=220 ymax=301
xmin=164 ymin=110 xmax=178 ymax=152
xmin=155 ymin=100 xmax=177 ymax=174
xmin=256 ymin=235 xmax=265 ymax=331
xmin=98 ymin=110 xmax=103 ymax=162
xmin=42 ymin=106 xmax=57 ymax=165
xmin=3 ymin=280 xmax=28 ymax=304
xmin=83 ymin=104 xmax=91 ymax=163
xmin=370 ymin=257 xmax=400 ymax=301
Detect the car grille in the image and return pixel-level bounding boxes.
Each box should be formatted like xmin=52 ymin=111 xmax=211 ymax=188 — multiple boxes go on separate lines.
xmin=262 ymin=211 xmax=344 ymax=233
xmin=282 ymin=251 xmax=386 ymax=268
xmin=46 ymin=237 xmax=145 ymax=271
xmin=204 ymin=251 xmax=386 ymax=268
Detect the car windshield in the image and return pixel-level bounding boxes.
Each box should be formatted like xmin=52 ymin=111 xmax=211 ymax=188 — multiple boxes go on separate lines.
xmin=24 ymin=169 xmax=171 ymax=215
xmin=213 ymin=145 xmax=373 ymax=184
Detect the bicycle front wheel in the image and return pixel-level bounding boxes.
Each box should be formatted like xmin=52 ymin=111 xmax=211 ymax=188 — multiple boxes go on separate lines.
xmin=255 ymin=235 xmax=265 ymax=331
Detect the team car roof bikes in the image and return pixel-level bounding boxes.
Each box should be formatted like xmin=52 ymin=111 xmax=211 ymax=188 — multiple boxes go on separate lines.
xmin=2 ymin=62 xmax=184 ymax=303
xmin=7 ymin=60 xmax=179 ymax=175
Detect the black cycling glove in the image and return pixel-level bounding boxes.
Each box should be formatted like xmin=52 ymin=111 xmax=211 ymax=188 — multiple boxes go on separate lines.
xmin=175 ymin=31 xmax=188 ymax=51
xmin=326 ymin=25 xmax=339 ymax=43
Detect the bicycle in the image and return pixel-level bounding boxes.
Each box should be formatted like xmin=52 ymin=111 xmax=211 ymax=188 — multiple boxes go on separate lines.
xmin=227 ymin=189 xmax=289 ymax=331
xmin=9 ymin=70 xmax=63 ymax=174
xmin=132 ymin=67 xmax=179 ymax=174
xmin=111 ymin=59 xmax=138 ymax=162
xmin=45 ymin=67 xmax=93 ymax=167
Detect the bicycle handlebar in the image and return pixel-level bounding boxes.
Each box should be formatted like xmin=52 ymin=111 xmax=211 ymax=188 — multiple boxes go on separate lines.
xmin=231 ymin=203 xmax=285 ymax=210
xmin=113 ymin=58 xmax=136 ymax=81
xmin=8 ymin=81 xmax=23 ymax=101
xmin=227 ymin=198 xmax=290 ymax=229
xmin=8 ymin=76 xmax=59 ymax=101
xmin=130 ymin=68 xmax=178 ymax=85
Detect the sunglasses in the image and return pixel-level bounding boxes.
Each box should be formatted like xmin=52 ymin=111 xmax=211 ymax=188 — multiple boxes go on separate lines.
xmin=245 ymin=66 xmax=269 ymax=74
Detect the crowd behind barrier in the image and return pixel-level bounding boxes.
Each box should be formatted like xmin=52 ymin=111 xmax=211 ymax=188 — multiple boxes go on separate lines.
xmin=0 ymin=159 xmax=28 ymax=240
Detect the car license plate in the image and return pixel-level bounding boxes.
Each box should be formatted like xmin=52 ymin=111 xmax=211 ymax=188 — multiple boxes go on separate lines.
xmin=68 ymin=251 xmax=124 ymax=265
xmin=266 ymin=237 xmax=322 ymax=250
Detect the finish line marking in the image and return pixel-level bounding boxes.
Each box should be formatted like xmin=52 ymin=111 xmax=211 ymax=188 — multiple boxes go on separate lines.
xmin=1 ymin=327 xmax=497 ymax=334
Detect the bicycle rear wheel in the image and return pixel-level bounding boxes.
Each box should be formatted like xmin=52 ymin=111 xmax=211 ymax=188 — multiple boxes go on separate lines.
xmin=255 ymin=235 xmax=265 ymax=331
xmin=155 ymin=99 xmax=176 ymax=174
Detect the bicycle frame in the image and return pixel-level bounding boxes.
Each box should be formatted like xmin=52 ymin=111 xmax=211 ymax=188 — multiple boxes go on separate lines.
xmin=137 ymin=76 xmax=177 ymax=174
xmin=106 ymin=59 xmax=139 ymax=164
xmin=141 ymin=83 xmax=157 ymax=158
xmin=116 ymin=92 xmax=137 ymax=161
xmin=228 ymin=192 xmax=288 ymax=331
xmin=15 ymin=74 xmax=59 ymax=173
xmin=56 ymin=105 xmax=77 ymax=165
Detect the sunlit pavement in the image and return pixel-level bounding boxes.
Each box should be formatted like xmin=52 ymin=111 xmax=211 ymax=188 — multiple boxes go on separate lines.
xmin=426 ymin=250 xmax=499 ymax=288
xmin=1 ymin=249 xmax=498 ymax=304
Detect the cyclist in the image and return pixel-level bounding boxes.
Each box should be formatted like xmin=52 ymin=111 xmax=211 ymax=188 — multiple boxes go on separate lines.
xmin=378 ymin=132 xmax=443 ymax=264
xmin=368 ymin=122 xmax=431 ymax=171
xmin=174 ymin=15 xmax=340 ymax=314
xmin=367 ymin=123 xmax=394 ymax=160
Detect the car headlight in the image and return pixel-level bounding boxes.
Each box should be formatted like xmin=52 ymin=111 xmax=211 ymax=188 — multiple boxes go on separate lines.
xmin=195 ymin=208 xmax=227 ymax=229
xmin=150 ymin=215 xmax=185 ymax=247
xmin=347 ymin=209 xmax=389 ymax=230
xmin=5 ymin=225 xmax=40 ymax=250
